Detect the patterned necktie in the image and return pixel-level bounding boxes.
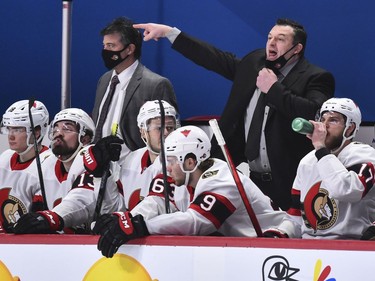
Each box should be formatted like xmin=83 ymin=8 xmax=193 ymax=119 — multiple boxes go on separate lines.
xmin=94 ymin=75 xmax=120 ymax=143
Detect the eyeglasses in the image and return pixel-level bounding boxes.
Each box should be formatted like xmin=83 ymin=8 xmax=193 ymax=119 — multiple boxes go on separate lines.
xmin=49 ymin=123 xmax=78 ymax=139
xmin=0 ymin=127 xmax=27 ymax=135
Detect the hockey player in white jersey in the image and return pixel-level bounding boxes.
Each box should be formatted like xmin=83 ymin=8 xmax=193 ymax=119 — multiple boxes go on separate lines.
xmin=263 ymin=98 xmax=375 ymax=239
xmin=90 ymin=100 xmax=178 ymax=213
xmin=13 ymin=108 xmax=120 ymax=234
xmin=92 ymin=125 xmax=287 ymax=258
xmin=0 ymin=100 xmax=50 ymax=232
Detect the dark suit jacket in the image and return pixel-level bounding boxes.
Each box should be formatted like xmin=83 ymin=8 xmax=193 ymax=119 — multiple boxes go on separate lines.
xmin=92 ymin=62 xmax=178 ymax=151
xmin=172 ymin=32 xmax=335 ymax=210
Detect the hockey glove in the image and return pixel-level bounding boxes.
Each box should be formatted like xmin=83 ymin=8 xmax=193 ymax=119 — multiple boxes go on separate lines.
xmin=31 ymin=194 xmax=45 ymax=212
xmin=13 ymin=211 xmax=64 ymax=234
xmin=92 ymin=212 xmax=149 ymax=258
xmin=262 ymin=228 xmax=289 ymax=238
xmin=84 ymin=135 xmax=124 ymax=177
xmin=361 ymin=225 xmax=375 ymax=240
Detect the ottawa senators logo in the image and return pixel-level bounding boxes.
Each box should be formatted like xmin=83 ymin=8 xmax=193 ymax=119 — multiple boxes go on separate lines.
xmin=202 ymin=170 xmax=219 ymax=179
xmin=302 ymin=182 xmax=338 ymax=231
xmin=0 ymin=192 xmax=27 ymax=231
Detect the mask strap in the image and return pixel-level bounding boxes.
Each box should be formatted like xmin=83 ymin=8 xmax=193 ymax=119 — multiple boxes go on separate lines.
xmin=280 ymin=43 xmax=300 ymax=65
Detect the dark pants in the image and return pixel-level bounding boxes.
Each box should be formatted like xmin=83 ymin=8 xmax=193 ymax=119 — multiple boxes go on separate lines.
xmin=249 ymin=171 xmax=281 ymax=210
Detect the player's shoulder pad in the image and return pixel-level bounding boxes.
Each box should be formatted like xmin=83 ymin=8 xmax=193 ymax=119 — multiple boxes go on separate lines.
xmin=202 ymin=169 xmax=219 ymax=179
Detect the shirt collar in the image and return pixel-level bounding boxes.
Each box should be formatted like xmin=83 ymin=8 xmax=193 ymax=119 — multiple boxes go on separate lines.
xmin=279 ymin=58 xmax=299 ymax=78
xmin=111 ymin=60 xmax=139 ymax=84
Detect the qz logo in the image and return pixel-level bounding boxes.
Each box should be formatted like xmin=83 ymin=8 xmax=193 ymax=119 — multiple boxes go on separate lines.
xmin=262 ymin=255 xmax=300 ymax=281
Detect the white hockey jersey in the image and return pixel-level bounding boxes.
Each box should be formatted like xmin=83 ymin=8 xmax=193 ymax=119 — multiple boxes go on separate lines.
xmin=43 ymin=151 xmax=96 ymax=228
xmin=0 ymin=146 xmax=50 ymax=231
xmin=132 ymin=158 xmax=287 ymax=237
xmin=98 ymin=147 xmax=164 ymax=213
xmin=278 ymin=142 xmax=375 ymax=239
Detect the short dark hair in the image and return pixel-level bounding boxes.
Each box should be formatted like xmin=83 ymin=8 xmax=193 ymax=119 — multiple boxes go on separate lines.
xmin=184 ymin=152 xmax=214 ymax=173
xmin=74 ymin=123 xmax=94 ymax=143
xmin=276 ymin=18 xmax=307 ymax=55
xmin=101 ymin=17 xmax=142 ymax=59
xmin=197 ymin=158 xmax=214 ymax=172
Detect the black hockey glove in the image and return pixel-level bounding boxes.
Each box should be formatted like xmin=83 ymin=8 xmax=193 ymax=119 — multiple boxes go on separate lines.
xmin=262 ymin=228 xmax=289 ymax=238
xmin=13 ymin=210 xmax=64 ymax=234
xmin=84 ymin=135 xmax=124 ymax=177
xmin=361 ymin=225 xmax=375 ymax=240
xmin=92 ymin=212 xmax=149 ymax=258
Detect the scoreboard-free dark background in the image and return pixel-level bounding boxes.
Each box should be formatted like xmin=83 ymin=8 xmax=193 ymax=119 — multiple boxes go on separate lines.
xmin=1 ymin=0 xmax=373 ymax=122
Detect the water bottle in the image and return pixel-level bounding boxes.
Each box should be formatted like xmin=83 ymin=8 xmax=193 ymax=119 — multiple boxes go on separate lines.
xmin=291 ymin=118 xmax=314 ymax=135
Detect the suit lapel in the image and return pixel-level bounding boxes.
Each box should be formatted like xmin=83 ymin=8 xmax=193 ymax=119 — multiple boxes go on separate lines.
xmin=267 ymin=58 xmax=308 ymax=120
xmin=220 ymin=53 xmax=263 ymax=131
xmin=280 ymin=58 xmax=308 ymax=88
xmin=92 ymin=71 xmax=112 ymax=121
xmin=120 ymin=63 xmax=144 ymax=117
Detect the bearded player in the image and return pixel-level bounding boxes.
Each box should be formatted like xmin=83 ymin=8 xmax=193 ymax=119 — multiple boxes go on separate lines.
xmin=263 ymin=98 xmax=375 ymax=239
xmin=92 ymin=126 xmax=287 ymax=258
xmin=13 ymin=108 xmax=122 ymax=234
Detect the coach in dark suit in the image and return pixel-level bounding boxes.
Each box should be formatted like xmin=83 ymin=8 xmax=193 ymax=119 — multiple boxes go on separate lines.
xmin=134 ymin=19 xmax=334 ymax=210
xmin=92 ymin=17 xmax=178 ymax=155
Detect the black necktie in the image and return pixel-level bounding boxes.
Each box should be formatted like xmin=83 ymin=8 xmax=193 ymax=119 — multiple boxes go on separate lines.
xmin=94 ymin=75 xmax=120 ymax=143
xmin=245 ymin=91 xmax=266 ymax=161
xmin=245 ymin=74 xmax=283 ymax=161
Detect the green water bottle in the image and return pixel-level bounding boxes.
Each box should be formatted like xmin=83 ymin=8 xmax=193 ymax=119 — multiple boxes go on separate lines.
xmin=291 ymin=118 xmax=314 ymax=135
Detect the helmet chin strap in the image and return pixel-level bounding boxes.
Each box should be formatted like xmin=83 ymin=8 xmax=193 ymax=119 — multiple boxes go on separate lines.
xmin=19 ymin=132 xmax=40 ymax=156
xmin=59 ymin=143 xmax=82 ymax=163
xmin=56 ymin=133 xmax=91 ymax=164
xmin=181 ymin=161 xmax=200 ymax=187
xmin=330 ymin=127 xmax=354 ymax=154
xmin=18 ymin=144 xmax=34 ymax=157
xmin=183 ymin=172 xmax=190 ymax=187
xmin=142 ymin=132 xmax=160 ymax=156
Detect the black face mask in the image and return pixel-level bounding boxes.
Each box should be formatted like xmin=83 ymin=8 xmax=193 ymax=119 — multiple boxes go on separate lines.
xmin=101 ymin=44 xmax=129 ymax=70
xmin=265 ymin=43 xmax=299 ymax=75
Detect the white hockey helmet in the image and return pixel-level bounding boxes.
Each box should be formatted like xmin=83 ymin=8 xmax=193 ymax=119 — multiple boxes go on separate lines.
xmin=49 ymin=108 xmax=95 ymax=144
xmin=320 ymin=97 xmax=362 ymax=138
xmin=165 ymin=125 xmax=211 ymax=173
xmin=1 ymin=99 xmax=49 ymax=144
xmin=137 ymin=100 xmax=177 ymax=129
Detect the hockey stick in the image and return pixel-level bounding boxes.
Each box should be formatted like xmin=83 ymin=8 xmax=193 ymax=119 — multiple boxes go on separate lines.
xmin=93 ymin=91 xmax=124 ymax=222
xmin=28 ymin=98 xmax=48 ymax=210
xmin=209 ymin=119 xmax=263 ymax=237
xmin=93 ymin=125 xmax=118 ymax=222
xmin=158 ymin=100 xmax=171 ymax=214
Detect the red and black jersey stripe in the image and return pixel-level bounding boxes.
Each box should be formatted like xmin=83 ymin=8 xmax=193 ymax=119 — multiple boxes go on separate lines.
xmin=190 ymin=191 xmax=236 ymax=229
